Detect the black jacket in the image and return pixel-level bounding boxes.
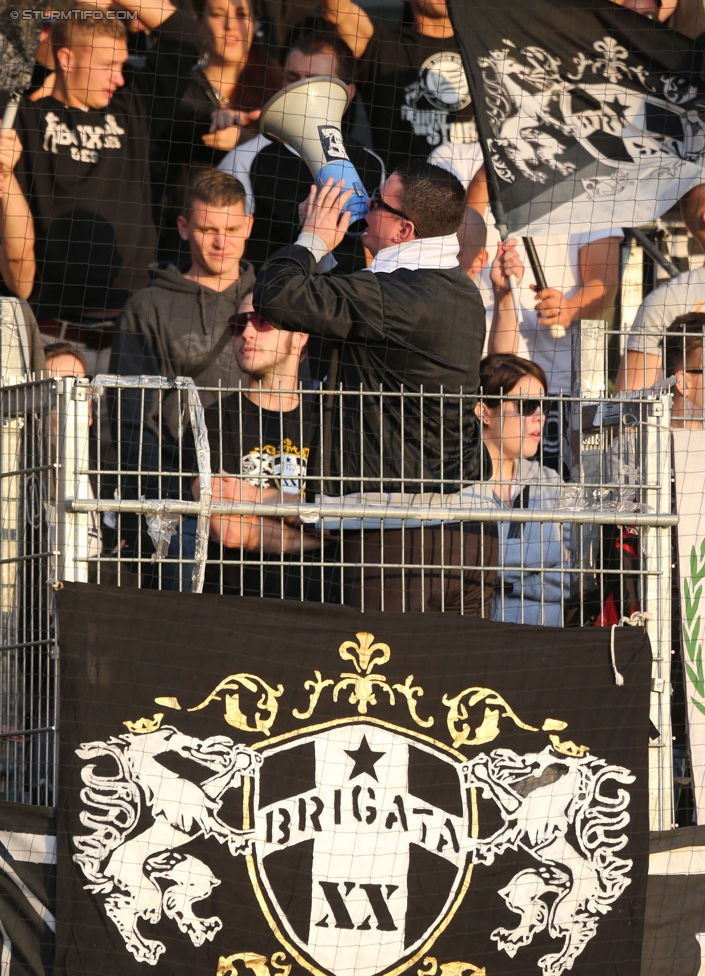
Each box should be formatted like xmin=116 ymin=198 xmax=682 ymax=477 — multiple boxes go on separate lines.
xmin=254 ymin=244 xmax=487 ymax=493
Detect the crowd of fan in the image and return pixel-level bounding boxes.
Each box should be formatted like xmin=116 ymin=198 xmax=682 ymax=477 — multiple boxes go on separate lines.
xmin=1 ymin=0 xmax=704 ymax=620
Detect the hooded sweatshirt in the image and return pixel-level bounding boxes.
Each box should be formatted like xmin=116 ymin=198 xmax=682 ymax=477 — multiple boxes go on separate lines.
xmin=109 ymin=262 xmax=255 ymax=497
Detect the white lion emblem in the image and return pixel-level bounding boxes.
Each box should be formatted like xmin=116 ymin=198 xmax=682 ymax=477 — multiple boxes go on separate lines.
xmin=73 ymin=726 xmax=261 ymax=965
xmin=463 ymin=746 xmax=634 ymax=976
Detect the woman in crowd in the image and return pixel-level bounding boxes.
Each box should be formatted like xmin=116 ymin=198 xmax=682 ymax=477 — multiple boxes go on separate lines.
xmin=468 ymin=353 xmax=570 ymax=626
xmin=157 ymin=0 xmax=282 ymax=258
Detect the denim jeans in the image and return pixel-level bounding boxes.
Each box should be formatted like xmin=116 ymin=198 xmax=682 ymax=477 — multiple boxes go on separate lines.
xmin=161 ymin=516 xmax=197 ymax=592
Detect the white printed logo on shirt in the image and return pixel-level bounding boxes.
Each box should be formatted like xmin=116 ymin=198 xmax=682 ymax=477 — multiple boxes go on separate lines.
xmin=241 ymin=438 xmax=310 ymax=495
xmin=401 ymin=52 xmax=476 ymax=147
xmin=43 ymin=111 xmax=125 ymax=162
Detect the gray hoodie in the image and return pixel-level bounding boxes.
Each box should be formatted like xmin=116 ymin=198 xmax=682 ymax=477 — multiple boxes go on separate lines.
xmin=109 ymin=261 xmax=255 ymax=495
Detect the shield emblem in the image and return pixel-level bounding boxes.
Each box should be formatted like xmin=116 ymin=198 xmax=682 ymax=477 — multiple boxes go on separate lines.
xmin=247 ymin=719 xmax=474 ymax=976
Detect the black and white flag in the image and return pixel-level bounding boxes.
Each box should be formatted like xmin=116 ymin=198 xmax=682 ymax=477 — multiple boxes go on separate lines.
xmin=0 ymin=800 xmax=55 ymax=976
xmin=451 ymin=0 xmax=705 ymax=236
xmin=55 ymin=583 xmax=650 ymax=976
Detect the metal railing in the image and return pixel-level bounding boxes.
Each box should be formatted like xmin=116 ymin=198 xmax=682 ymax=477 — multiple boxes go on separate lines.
xmin=0 ymin=368 xmax=676 ymax=830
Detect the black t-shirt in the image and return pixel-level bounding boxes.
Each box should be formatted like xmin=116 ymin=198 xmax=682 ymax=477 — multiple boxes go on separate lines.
xmin=247 ymin=139 xmax=385 ymax=272
xmin=356 ymin=21 xmax=477 ymax=171
xmin=14 ymin=92 xmax=157 ymax=321
xmin=198 ymin=391 xmax=331 ymax=600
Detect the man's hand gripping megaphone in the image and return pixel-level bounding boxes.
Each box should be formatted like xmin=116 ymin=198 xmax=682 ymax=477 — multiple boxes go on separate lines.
xmin=300 ymin=179 xmax=354 ymax=256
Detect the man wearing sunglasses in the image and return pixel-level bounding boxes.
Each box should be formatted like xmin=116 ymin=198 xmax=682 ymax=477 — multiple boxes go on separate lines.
xmin=253 ymin=160 xmax=496 ymax=615
xmin=190 ymin=292 xmax=330 ymax=600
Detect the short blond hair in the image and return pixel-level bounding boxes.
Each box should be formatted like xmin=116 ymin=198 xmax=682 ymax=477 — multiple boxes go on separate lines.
xmin=51 ymin=3 xmax=128 ymax=57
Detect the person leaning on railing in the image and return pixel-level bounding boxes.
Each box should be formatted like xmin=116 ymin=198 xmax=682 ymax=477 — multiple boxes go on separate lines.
xmin=466 ymin=353 xmax=570 ymax=626
xmin=187 ymin=290 xmax=332 ymax=600
xmin=254 ymin=161 xmax=498 ymax=615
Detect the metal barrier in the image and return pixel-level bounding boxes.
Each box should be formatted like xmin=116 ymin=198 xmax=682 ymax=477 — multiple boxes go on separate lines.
xmin=0 ymin=372 xmax=676 ymax=830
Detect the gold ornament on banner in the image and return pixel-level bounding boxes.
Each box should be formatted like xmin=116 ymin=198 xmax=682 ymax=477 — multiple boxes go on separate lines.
xmin=293 ymin=632 xmax=433 ymax=729
xmin=217 ymin=951 xmax=291 ymax=976
xmin=123 ymin=713 xmax=164 ymax=734
xmin=441 ymin=687 xmax=539 ymax=748
xmin=418 ymin=955 xmax=486 ymax=976
xmin=188 ymin=674 xmax=284 ymax=736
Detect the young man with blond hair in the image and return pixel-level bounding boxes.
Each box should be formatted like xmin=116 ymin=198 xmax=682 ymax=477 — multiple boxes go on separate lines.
xmin=110 ymin=168 xmax=254 ymax=590
xmin=12 ymin=2 xmax=157 ymax=345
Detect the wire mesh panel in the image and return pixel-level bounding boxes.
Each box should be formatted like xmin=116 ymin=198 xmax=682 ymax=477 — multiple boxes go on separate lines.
xmin=0 ymin=377 xmax=56 ymax=805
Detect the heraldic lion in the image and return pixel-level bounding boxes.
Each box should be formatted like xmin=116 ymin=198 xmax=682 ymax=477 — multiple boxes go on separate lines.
xmin=73 ymin=726 xmax=261 ymax=965
xmin=463 ymin=746 xmax=634 ymax=976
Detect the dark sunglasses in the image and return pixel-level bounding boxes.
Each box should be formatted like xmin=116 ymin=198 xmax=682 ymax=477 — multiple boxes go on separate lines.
xmin=506 ymin=398 xmax=550 ymax=417
xmin=368 ymin=187 xmax=412 ymax=223
xmin=228 ymin=311 xmax=274 ymax=336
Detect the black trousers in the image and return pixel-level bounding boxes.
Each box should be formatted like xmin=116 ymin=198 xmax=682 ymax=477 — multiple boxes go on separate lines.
xmin=342 ymin=523 xmax=498 ymax=616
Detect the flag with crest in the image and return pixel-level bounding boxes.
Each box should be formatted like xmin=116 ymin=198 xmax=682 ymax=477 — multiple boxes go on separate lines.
xmin=55 ymin=583 xmax=650 ymax=976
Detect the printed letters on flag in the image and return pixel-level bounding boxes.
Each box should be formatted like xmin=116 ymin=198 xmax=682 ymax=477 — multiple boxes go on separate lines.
xmin=55 ymin=583 xmax=650 ymax=976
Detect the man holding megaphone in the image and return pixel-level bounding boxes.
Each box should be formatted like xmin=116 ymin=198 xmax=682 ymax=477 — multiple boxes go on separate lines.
xmin=254 ymin=161 xmax=496 ymax=616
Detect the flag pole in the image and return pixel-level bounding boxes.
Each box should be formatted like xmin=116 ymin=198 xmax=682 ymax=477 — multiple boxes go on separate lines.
xmin=523 ymin=236 xmax=565 ymax=339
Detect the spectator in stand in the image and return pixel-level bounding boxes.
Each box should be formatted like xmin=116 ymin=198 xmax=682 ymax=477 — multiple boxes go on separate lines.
xmin=616 ymin=185 xmax=705 ymax=392
xmin=190 ymin=290 xmax=329 ymax=599
xmin=319 ymin=0 xmax=477 ymax=171
xmin=432 ymin=146 xmax=623 ymax=397
xmin=157 ymin=0 xmax=283 ymax=260
xmin=12 ymin=4 xmax=157 ymax=367
xmin=664 ymin=312 xmax=705 ymax=427
xmin=220 ymin=24 xmax=384 ymax=272
xmin=0 ymin=130 xmax=35 ymax=299
xmin=468 ymin=353 xmax=569 ymax=626
xmin=255 ymin=161 xmax=497 ymax=615
xmin=44 ymin=342 xmax=101 ymax=562
xmin=109 ymin=169 xmax=254 ymax=590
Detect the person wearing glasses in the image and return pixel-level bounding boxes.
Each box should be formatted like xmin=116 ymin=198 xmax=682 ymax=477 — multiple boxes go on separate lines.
xmin=109 ymin=168 xmax=255 ymax=591
xmin=254 ymin=161 xmax=495 ymax=615
xmin=467 ymin=353 xmax=570 ymax=626
xmin=189 ymin=291 xmax=329 ymax=599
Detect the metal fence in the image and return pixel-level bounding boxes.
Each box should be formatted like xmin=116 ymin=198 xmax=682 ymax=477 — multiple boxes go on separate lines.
xmin=0 ymin=367 xmax=677 ymax=830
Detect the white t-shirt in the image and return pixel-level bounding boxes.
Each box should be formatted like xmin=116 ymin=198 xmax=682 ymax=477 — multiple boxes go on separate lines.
xmin=428 ymin=143 xmax=623 ymax=394
xmin=626 ymin=265 xmax=705 ymax=358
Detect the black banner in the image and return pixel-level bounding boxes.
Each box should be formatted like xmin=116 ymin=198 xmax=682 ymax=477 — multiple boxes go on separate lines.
xmin=0 ymin=799 xmax=55 ymax=976
xmin=56 ymin=583 xmax=650 ymax=976
xmin=450 ymin=0 xmax=705 ymax=236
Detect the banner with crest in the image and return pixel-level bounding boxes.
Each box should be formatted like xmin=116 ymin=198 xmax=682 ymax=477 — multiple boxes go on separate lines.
xmin=55 ymin=582 xmax=650 ymax=976
xmin=450 ymin=0 xmax=705 ymax=237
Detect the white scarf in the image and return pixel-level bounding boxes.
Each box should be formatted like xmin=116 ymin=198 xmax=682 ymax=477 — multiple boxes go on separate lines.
xmin=365 ymin=233 xmax=460 ymax=274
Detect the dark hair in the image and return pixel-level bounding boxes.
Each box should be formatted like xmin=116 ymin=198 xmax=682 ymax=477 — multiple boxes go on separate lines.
xmin=44 ymin=342 xmax=89 ymax=375
xmin=286 ymin=26 xmax=355 ymax=87
xmin=479 ymin=353 xmax=548 ymax=404
xmin=183 ymin=169 xmax=247 ymax=216
xmin=665 ymin=312 xmax=705 ymax=376
xmin=52 ymin=2 xmax=128 ymax=56
xmin=393 ymin=161 xmax=466 ymax=238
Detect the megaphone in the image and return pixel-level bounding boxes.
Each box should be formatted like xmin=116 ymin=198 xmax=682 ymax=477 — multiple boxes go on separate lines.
xmin=260 ymin=77 xmax=369 ymax=235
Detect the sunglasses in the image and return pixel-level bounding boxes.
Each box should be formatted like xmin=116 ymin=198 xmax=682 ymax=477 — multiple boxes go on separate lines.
xmin=228 ymin=311 xmax=274 ymax=336
xmin=368 ymin=187 xmax=412 ymax=223
xmin=505 ymin=398 xmax=550 ymax=417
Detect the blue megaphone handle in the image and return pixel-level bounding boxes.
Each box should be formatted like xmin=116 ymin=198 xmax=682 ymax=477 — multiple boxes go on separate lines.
xmin=317 ymin=159 xmax=369 ymax=230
